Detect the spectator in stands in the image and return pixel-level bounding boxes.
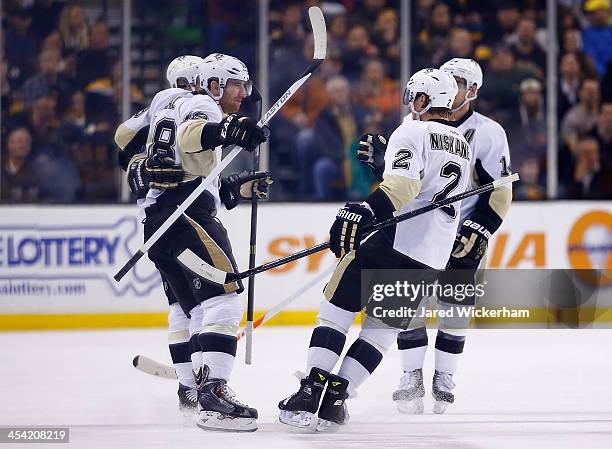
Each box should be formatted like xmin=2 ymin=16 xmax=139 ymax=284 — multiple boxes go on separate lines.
xmin=58 ymin=4 xmax=89 ymax=52
xmin=439 ymin=27 xmax=474 ymax=63
xmin=564 ymin=137 xmax=612 ymax=198
xmin=514 ymin=158 xmax=547 ymax=200
xmin=328 ymin=14 xmax=349 ymax=49
xmin=509 ymin=16 xmax=546 ymax=78
xmin=353 ymin=59 xmax=400 ymax=115
xmin=21 ymin=48 xmax=72 ymax=110
xmin=1 ymin=127 xmax=39 ymax=202
xmin=269 ymin=4 xmax=307 ymax=100
xmin=558 ymin=53 xmax=583 ymax=119
xmin=561 ymin=78 xmax=601 ymax=152
xmin=341 ymin=25 xmax=379 ymax=83
xmin=3 ymin=6 xmax=38 ymax=89
xmin=478 ymin=45 xmax=536 ymax=123
xmin=70 ymin=133 xmax=117 ymax=201
xmin=417 ymin=2 xmax=452 ymax=69
xmin=589 ymin=102 xmax=612 ymax=166
xmin=581 ymin=0 xmax=612 ymax=77
xmin=371 ymin=8 xmax=400 ymax=79
xmin=563 ymin=29 xmax=598 ymax=78
xmin=76 ymin=21 xmax=117 ymax=88
xmin=297 ymin=76 xmax=369 ymax=200
xmin=486 ymin=1 xmax=521 ymax=45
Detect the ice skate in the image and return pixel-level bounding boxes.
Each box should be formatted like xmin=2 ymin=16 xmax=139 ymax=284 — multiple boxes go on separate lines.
xmin=392 ymin=368 xmax=425 ymax=414
xmin=177 ymin=383 xmax=198 ymax=425
xmin=432 ymin=370 xmax=455 ymax=414
xmin=278 ymin=367 xmax=329 ymax=430
xmin=195 ymin=366 xmax=258 ymax=432
xmin=316 ymin=374 xmax=349 ymax=432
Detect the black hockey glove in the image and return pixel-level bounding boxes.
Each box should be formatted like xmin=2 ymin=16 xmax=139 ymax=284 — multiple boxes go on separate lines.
xmin=220 ymin=170 xmax=274 ymax=210
xmin=357 ymin=133 xmax=387 ymax=182
xmin=126 ymin=154 xmax=184 ymax=199
xmin=329 ymin=203 xmax=375 ymax=258
xmin=448 ymin=219 xmax=491 ymax=269
xmin=219 ymin=114 xmax=268 ymax=151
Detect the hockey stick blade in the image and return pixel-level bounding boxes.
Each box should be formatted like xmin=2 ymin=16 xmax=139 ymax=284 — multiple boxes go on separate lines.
xmin=113 ymin=7 xmax=327 ymax=283
xmin=189 ymin=174 xmax=520 ymax=286
xmin=133 ymin=355 xmax=177 ymax=379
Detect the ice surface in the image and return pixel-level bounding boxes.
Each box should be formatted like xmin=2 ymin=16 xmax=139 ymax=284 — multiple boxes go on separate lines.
xmin=1 ymin=327 xmax=611 ymax=449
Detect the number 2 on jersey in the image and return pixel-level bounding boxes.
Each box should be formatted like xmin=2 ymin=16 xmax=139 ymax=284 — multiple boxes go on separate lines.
xmin=432 ymin=161 xmax=462 ymax=218
xmin=392 ymin=149 xmax=413 ymax=170
xmin=151 ymin=118 xmax=177 ymax=160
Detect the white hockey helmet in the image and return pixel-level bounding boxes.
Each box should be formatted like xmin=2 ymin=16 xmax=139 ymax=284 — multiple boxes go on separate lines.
xmin=440 ymin=58 xmax=483 ymax=110
xmin=166 ymin=55 xmax=204 ymax=90
xmin=403 ymin=68 xmax=458 ymax=119
xmin=199 ymin=53 xmax=252 ymax=101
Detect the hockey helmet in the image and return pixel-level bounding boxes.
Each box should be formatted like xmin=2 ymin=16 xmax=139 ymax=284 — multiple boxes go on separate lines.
xmin=199 ymin=53 xmax=253 ymax=101
xmin=403 ymin=68 xmax=458 ymax=119
xmin=166 ymin=55 xmax=204 ymax=90
xmin=440 ymin=58 xmax=483 ymax=110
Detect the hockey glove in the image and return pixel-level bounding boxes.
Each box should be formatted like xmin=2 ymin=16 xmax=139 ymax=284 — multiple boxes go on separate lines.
xmin=357 ymin=133 xmax=387 ymax=182
xmin=329 ymin=203 xmax=375 ymax=258
xmin=219 ymin=114 xmax=268 ymax=151
xmin=220 ymin=170 xmax=274 ymax=210
xmin=126 ymin=154 xmax=185 ymax=199
xmin=449 ymin=219 xmax=491 ymax=269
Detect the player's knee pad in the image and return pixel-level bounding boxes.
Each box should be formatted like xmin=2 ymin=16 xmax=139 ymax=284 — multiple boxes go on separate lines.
xmin=168 ymin=303 xmax=190 ymax=342
xmin=358 ymin=316 xmax=398 ymax=353
xmin=201 ymin=292 xmax=243 ymax=336
xmin=316 ymin=299 xmax=356 ymax=334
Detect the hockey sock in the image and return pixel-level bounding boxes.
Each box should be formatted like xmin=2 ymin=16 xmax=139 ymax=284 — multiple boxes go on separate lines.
xmin=306 ymin=300 xmax=356 ymax=373
xmin=199 ymin=293 xmax=242 ymax=381
xmin=189 ymin=305 xmax=203 ymax=373
xmin=168 ymin=309 xmax=196 ymax=388
xmin=337 ymin=338 xmax=383 ymax=397
xmin=398 ymin=327 xmax=428 ymax=372
xmin=434 ymin=330 xmax=465 ymax=374
xmin=307 ymin=326 xmax=347 ymax=373
xmin=337 ymin=320 xmax=396 ymax=397
xmin=198 ymin=332 xmax=236 ymax=381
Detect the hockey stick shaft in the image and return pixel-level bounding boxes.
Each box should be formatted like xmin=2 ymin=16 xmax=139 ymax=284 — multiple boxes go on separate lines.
xmin=220 ymin=173 xmax=519 ymax=283
xmin=245 ymin=124 xmax=262 ymax=366
xmin=114 ymin=67 xmax=324 ymax=283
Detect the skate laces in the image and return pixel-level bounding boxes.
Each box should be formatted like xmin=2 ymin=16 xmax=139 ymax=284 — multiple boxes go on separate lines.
xmin=399 ymin=369 xmax=423 ymax=389
xmin=217 ymin=382 xmax=248 ymax=408
xmin=434 ymin=371 xmax=455 ymax=392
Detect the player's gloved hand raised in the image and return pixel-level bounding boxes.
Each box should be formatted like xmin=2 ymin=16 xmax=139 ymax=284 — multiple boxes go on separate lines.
xmin=219 ymin=114 xmax=268 ymax=151
xmin=329 ymin=203 xmax=375 ymax=258
xmin=220 ymin=170 xmax=274 ymax=210
xmin=357 ymin=133 xmax=387 ymax=182
xmin=127 ymin=154 xmax=184 ymax=199
xmin=449 ymin=219 xmax=491 ymax=269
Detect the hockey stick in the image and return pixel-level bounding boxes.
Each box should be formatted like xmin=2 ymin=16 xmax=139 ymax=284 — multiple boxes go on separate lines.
xmin=133 ymin=266 xmax=334 ymax=379
xmin=245 ymin=84 xmax=263 ymax=365
xmin=179 ymin=173 xmax=520 ymax=286
xmin=113 ymin=6 xmax=327 ymax=282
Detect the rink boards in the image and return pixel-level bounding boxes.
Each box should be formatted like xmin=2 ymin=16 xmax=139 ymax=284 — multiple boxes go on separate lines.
xmin=0 ymin=202 xmax=610 ymax=330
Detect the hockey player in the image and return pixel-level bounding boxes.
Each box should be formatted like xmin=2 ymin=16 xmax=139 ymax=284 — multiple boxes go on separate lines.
xmin=115 ymin=54 xmax=271 ymax=431
xmin=358 ymin=58 xmax=513 ymax=414
xmin=278 ymin=68 xmax=471 ymax=431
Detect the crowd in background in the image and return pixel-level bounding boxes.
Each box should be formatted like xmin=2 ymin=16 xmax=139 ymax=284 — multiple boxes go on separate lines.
xmin=2 ymin=0 xmax=612 ymax=203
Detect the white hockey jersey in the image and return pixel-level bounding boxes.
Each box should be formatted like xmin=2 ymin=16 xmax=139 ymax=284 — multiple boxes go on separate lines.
xmin=402 ymin=110 xmax=512 ymax=224
xmin=116 ymin=88 xmax=225 ymax=214
xmin=384 ymin=119 xmax=472 ymax=269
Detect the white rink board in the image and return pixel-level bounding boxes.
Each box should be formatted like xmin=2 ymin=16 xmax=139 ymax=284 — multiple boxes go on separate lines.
xmin=0 ymin=202 xmax=610 ymax=314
